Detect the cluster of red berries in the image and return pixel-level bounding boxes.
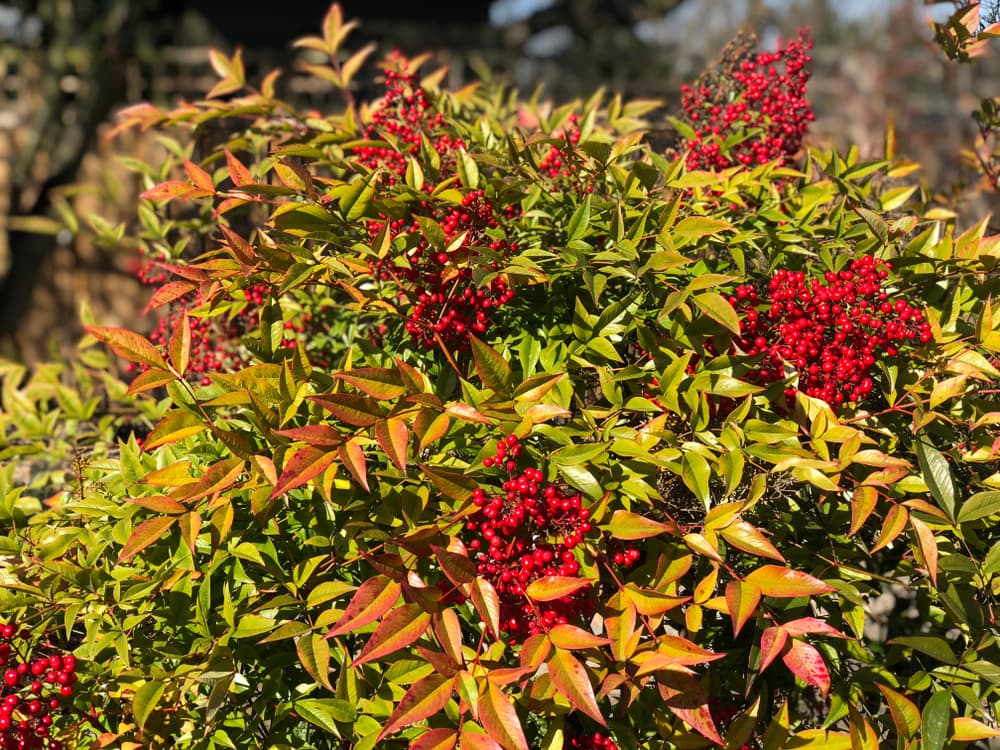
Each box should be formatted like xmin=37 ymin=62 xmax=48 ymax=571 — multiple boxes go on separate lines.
xmin=0 ymin=625 xmax=77 ymax=750
xmin=708 ymin=698 xmax=754 ymax=750
xmin=728 ymin=256 xmax=930 ymax=405
xmin=539 ymin=114 xmax=581 ymax=181
xmin=353 ymin=55 xmax=464 ymax=181
xmin=681 ymin=30 xmax=813 ymax=170
xmin=369 ymin=191 xmax=519 ymax=348
xmin=463 ymin=435 xmax=596 ymax=643
xmin=566 ymin=730 xmax=618 ymax=749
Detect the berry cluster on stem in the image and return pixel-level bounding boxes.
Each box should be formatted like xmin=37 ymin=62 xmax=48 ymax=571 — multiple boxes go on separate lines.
xmin=0 ymin=625 xmax=78 ymax=750
xmin=681 ymin=30 xmax=813 ymax=170
xmin=729 ymin=255 xmax=929 ymax=406
xmin=463 ymin=435 xmax=596 ymax=643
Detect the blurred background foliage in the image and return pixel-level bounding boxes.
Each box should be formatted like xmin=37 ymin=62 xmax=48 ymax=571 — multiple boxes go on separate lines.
xmin=0 ymin=0 xmax=998 ymax=362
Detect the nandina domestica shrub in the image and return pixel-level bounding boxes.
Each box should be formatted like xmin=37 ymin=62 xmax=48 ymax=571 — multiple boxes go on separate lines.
xmin=4 ymin=5 xmax=1000 ymax=749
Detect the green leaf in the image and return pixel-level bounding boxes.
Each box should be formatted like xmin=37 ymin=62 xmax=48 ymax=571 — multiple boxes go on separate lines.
xmin=673 ymin=216 xmax=734 ymax=238
xmin=566 ymin=194 xmax=592 ymax=242
xmin=295 ymin=698 xmax=357 ymax=735
xmin=888 ymin=636 xmax=958 ymax=665
xmin=334 ymin=367 xmax=408 ymax=400
xmin=340 ymin=170 xmax=379 ymax=221
xmin=958 ymin=490 xmax=1000 ymax=523
xmin=233 ymin=614 xmax=279 ymax=639
xmin=920 ymin=691 xmax=951 ymax=750
xmin=133 ymin=679 xmax=166 ymax=730
xmin=693 ymin=293 xmax=741 ymax=334
xmin=469 ymin=336 xmax=514 ymax=393
xmin=557 ymin=464 xmax=602 ymax=500
xmin=605 ymin=510 xmax=677 ymax=540
xmin=916 ymin=440 xmax=956 ymax=522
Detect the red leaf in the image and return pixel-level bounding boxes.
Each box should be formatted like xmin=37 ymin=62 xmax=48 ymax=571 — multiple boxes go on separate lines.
xmin=547 ymin=648 xmax=606 ymax=726
xmin=273 ymin=425 xmax=345 ymax=447
xmin=479 ymin=682 xmax=529 ymax=750
xmin=658 ymin=674 xmax=723 ymax=746
xmin=310 ymin=393 xmax=386 ymax=427
xmin=225 ymin=148 xmax=253 ymax=187
xmin=745 ymin=565 xmax=834 ymax=598
xmin=351 ymin=604 xmax=430 ymax=666
xmin=409 ymin=728 xmax=458 ymax=750
xmin=457 ymin=728 xmax=502 ymax=750
xmin=326 ymin=575 xmax=401 ymax=637
xmin=269 ymin=446 xmax=337 ymax=500
xmin=376 ymin=417 xmax=409 ymax=472
xmin=86 ymin=326 xmax=166 ymax=369
xmin=338 ymin=438 xmax=369 ymax=491
xmin=782 ymin=617 xmax=847 ymax=638
xmin=119 ymin=517 xmax=175 ymax=562
xmin=758 ymin=625 xmax=788 ymax=672
xmin=782 ymin=638 xmax=830 ymax=697
xmin=725 ymin=580 xmax=761 ymax=636
xmin=378 ymin=673 xmax=454 ymax=741
xmin=184 ymin=160 xmax=215 ymax=192
xmin=524 ymin=576 xmax=593 ymax=602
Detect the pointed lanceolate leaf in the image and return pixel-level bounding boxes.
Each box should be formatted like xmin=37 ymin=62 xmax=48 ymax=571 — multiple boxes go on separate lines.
xmin=720 ymin=520 xmax=785 ymax=561
xmin=133 ymin=680 xmax=166 ymax=730
xmin=351 ymin=604 xmax=431 ymax=667
xmin=378 ymin=673 xmax=455 ymax=741
xmin=782 ymin=639 xmax=830 ymax=697
xmin=725 ymin=580 xmax=761 ymax=636
xmin=479 ymin=682 xmax=529 ymax=750
xmin=470 ymin=577 xmax=501 ymax=637
xmin=326 ymin=575 xmax=401 ymax=638
xmin=310 ymin=393 xmax=386 ymax=427
xmin=273 ymin=425 xmax=345 ymax=447
xmin=338 ymin=438 xmax=369 ymax=491
xmin=877 ymin=685 xmax=920 ymax=740
xmin=693 ymin=292 xmax=741 ymax=334
xmin=335 ymin=367 xmax=408 ymax=400
xmin=270 ymin=446 xmax=337 ymax=500
xmin=119 ymin=517 xmax=175 ymax=562
xmin=921 ymin=690 xmax=951 ymax=750
xmin=916 ymin=439 xmax=956 ymax=522
xmin=606 ymin=510 xmax=677 ymax=540
xmin=849 ymin=484 xmax=879 ymax=536
xmin=469 ymin=336 xmax=514 ymax=393
xmin=375 ymin=417 xmax=409 ymax=472
xmin=781 ymin=617 xmax=848 ymax=638
xmin=168 ymin=309 xmax=191 ymax=376
xmin=909 ymin=516 xmax=939 ymax=585
xmin=296 ymin=632 xmax=333 ymax=691
xmin=548 ymin=624 xmax=610 ymax=651
xmin=745 ymin=565 xmax=834 ymax=598
xmin=524 ymin=576 xmax=593 ymax=602
xmin=409 ymin=728 xmax=459 ymax=750
xmin=758 ymin=626 xmax=788 ymax=672
xmin=547 ymin=648 xmax=606 ymax=726
xmin=658 ymin=673 xmax=724 ymax=746
xmin=224 ymin=148 xmax=252 ymax=186
xmin=420 ymin=464 xmax=478 ymax=502
xmin=86 ymin=326 xmax=167 ymax=369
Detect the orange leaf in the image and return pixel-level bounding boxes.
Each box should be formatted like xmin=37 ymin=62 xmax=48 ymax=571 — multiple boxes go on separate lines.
xmin=720 ymin=520 xmax=785 ymax=561
xmin=334 ymin=367 xmax=407 ymax=400
xmin=326 ymin=575 xmax=401 ymax=637
xmin=470 ymin=577 xmax=501 ymax=636
xmin=142 ymin=280 xmax=195 ymax=313
xmin=849 ymin=485 xmax=879 ymax=536
xmin=273 ymin=425 xmax=345 ymax=447
xmin=119 ymin=517 xmax=175 ymax=562
xmin=409 ymin=728 xmax=458 ymax=750
xmin=548 ymin=624 xmax=609 ymax=651
xmin=656 ymin=634 xmax=726 ymax=666
xmin=524 ymin=576 xmax=593 ymax=602
xmin=269 ymin=446 xmax=337 ymax=500
xmin=876 ymin=685 xmax=920 ymax=740
xmin=623 ymin=586 xmax=687 ymax=617
xmin=725 ymin=580 xmax=761 ymax=636
xmin=758 ymin=625 xmax=788 ymax=672
xmin=376 ymin=417 xmax=409 ymax=472
xmin=351 ymin=604 xmax=431 ymax=667
xmin=782 ymin=639 xmax=830 ymax=696
xmin=457 ymin=729 xmax=501 ymax=750
xmin=125 ymin=495 xmax=187 ymax=514
xmin=168 ymin=308 xmax=190 ymax=376
xmin=144 ymin=412 xmax=205 ymax=450
xmin=338 ymin=438 xmax=368 ymax=491
xmin=378 ymin=673 xmax=454 ymax=741
xmin=126 ymin=367 xmax=176 ymax=395
xmin=86 ymin=326 xmax=166 ymax=369
xmin=872 ymin=503 xmax=909 ymax=553
xmin=140 ymin=180 xmax=196 ymax=201
xmin=909 ymin=516 xmax=939 ymax=585
xmin=184 ymin=160 xmax=215 ymax=192
xmin=219 ymin=225 xmax=255 ymax=265
xmin=224 ymin=148 xmax=252 ymax=187
xmin=519 ymin=634 xmax=551 ymax=670
xmin=605 ymin=603 xmax=639 ymax=662
xmin=479 ymin=682 xmax=529 ymax=750
xmin=433 ymin=609 xmax=464 ymax=667
xmin=606 ymin=510 xmax=677 ymax=540
xmin=547 ymin=649 xmax=606 ymax=726
xmin=745 ymin=565 xmax=833 ymax=598
xmin=683 ymin=532 xmax=723 ymax=562
xmin=417 ymin=411 xmax=451 ymax=451
xmin=178 ymin=511 xmax=201 ymax=554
